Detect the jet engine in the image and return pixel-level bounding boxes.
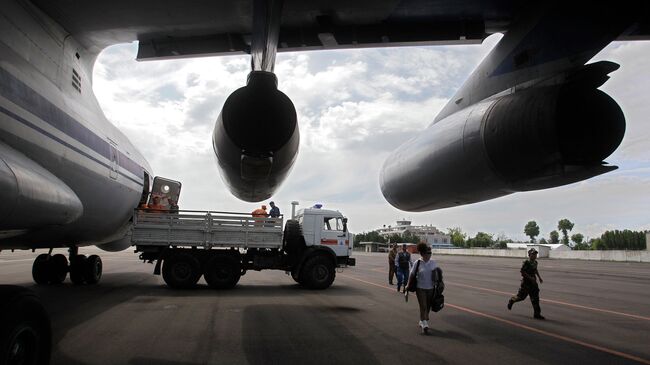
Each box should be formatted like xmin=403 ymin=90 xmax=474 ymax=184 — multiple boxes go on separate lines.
xmin=380 ymin=82 xmax=625 ymax=211
xmin=212 ymin=71 xmax=299 ymax=202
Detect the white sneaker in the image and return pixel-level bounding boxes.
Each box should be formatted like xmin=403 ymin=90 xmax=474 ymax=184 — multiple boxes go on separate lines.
xmin=418 ymin=320 xmax=424 ymax=328
xmin=423 ymin=320 xmax=429 ymax=328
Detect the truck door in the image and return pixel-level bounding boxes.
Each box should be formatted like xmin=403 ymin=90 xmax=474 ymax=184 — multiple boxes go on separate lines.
xmin=319 ymin=216 xmax=349 ymax=256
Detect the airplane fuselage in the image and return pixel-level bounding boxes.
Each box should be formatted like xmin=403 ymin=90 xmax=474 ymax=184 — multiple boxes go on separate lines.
xmin=0 ymin=1 xmax=151 ymax=250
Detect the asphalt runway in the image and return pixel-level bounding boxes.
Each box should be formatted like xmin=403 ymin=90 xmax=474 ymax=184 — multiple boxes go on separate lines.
xmin=1 ymin=249 xmax=649 ymax=365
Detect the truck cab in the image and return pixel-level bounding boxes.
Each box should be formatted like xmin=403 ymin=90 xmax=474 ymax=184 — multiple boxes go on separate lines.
xmin=296 ymin=207 xmax=352 ymax=259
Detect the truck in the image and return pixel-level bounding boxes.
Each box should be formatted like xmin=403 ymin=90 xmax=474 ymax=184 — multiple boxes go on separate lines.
xmin=132 ymin=198 xmax=355 ymax=290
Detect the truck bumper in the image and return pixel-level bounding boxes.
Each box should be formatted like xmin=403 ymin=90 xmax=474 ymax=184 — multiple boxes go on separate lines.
xmin=337 ymin=257 xmax=355 ymax=267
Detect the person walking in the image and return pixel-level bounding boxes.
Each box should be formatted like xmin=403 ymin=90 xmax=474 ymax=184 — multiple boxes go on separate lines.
xmin=388 ymin=244 xmax=397 ymax=285
xmin=507 ymin=248 xmax=545 ymax=319
xmin=394 ymin=244 xmax=411 ymax=292
xmin=405 ymin=243 xmax=438 ymax=334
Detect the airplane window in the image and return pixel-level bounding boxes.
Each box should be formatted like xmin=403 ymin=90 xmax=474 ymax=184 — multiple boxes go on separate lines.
xmin=161 ymin=185 xmax=170 ymax=193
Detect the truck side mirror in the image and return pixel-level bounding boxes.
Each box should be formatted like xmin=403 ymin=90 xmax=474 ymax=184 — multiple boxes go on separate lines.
xmin=342 ymin=218 xmax=348 ymax=232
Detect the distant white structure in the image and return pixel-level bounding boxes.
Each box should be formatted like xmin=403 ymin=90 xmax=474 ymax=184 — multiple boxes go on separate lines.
xmin=507 ymin=243 xmax=571 ymax=251
xmin=377 ymin=220 xmax=453 ymax=248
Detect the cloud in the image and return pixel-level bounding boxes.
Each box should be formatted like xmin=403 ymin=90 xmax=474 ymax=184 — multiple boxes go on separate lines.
xmin=92 ymin=36 xmax=650 ymax=241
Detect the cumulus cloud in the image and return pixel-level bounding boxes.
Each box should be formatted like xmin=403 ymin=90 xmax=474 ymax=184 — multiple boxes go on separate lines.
xmin=93 ymin=36 xmax=650 ymax=241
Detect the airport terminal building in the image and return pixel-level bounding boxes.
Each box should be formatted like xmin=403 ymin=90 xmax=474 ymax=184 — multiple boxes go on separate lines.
xmin=377 ymin=220 xmax=453 ymax=248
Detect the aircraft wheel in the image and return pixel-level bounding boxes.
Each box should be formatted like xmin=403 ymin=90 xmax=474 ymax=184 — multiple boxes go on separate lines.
xmin=31 ymin=255 xmax=50 ymax=285
xmin=204 ymin=256 xmax=241 ymax=289
xmin=83 ymin=255 xmax=102 ymax=284
xmin=0 ymin=285 xmax=52 ymax=365
xmin=48 ymin=254 xmax=68 ymax=285
xmin=69 ymin=255 xmax=87 ymax=285
xmin=162 ymin=252 xmax=201 ymax=289
xmin=300 ymin=255 xmax=335 ymax=290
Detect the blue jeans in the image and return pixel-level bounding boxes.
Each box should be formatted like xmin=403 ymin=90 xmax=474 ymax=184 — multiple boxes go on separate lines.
xmin=396 ymin=267 xmax=410 ymax=289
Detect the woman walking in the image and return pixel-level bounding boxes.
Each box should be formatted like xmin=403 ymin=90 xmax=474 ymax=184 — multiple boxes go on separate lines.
xmin=405 ymin=242 xmax=438 ymax=334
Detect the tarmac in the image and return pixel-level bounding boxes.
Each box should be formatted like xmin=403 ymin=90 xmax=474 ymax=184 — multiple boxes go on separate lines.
xmin=1 ymin=248 xmax=649 ymax=365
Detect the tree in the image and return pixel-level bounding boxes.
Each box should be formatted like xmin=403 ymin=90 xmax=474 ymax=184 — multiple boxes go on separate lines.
xmin=524 ymin=221 xmax=540 ymax=243
xmin=557 ymin=219 xmax=575 ymax=246
xmin=599 ymin=230 xmax=647 ymax=250
xmin=466 ymin=232 xmax=494 ymax=248
xmin=353 ymin=231 xmax=386 ymax=247
xmin=570 ymin=233 xmax=584 ymax=246
xmin=538 ymin=238 xmax=548 ymax=245
xmin=549 ymin=230 xmax=559 ymax=244
xmin=447 ymin=227 xmax=467 ymax=248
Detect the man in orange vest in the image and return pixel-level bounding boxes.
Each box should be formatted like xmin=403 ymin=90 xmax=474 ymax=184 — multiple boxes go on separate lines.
xmin=147 ymin=196 xmax=166 ymax=212
xmin=251 ymin=205 xmax=268 ymax=217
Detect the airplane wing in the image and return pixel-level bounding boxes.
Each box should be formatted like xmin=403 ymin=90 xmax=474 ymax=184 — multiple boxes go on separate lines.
xmin=30 ymin=0 xmax=522 ymax=58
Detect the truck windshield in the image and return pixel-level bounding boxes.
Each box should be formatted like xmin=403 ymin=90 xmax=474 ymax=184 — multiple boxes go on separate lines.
xmin=323 ymin=217 xmax=343 ymax=231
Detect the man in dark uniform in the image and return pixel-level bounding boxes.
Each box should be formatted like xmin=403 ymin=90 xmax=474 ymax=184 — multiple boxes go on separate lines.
xmin=507 ymin=248 xmax=545 ymax=319
xmin=388 ymin=244 xmax=397 ymax=285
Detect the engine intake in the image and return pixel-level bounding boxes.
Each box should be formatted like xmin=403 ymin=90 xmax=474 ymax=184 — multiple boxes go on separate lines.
xmin=213 ymin=71 xmax=299 ymax=202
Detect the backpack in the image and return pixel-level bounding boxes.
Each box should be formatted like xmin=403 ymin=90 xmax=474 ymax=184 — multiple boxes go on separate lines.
xmin=398 ymin=252 xmax=410 ymax=269
xmin=431 ymin=267 xmax=445 ymax=312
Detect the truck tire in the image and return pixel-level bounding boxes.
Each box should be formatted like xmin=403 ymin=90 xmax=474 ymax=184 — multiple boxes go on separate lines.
xmin=204 ymin=256 xmax=241 ymax=289
xmin=300 ymin=255 xmax=335 ymax=290
xmin=283 ymin=219 xmax=305 ymax=255
xmin=162 ymin=252 xmax=202 ymax=289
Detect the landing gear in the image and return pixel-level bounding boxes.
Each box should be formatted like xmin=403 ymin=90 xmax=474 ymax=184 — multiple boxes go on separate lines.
xmin=31 ymin=253 xmax=68 ymax=285
xmin=30 ymin=248 xmax=102 ymax=285
xmin=84 ymin=255 xmax=103 ymax=284
xmin=69 ymin=254 xmax=86 ymax=285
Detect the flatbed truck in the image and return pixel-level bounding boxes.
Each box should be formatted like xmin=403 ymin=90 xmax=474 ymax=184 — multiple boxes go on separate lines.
xmin=132 ymin=206 xmax=355 ymax=290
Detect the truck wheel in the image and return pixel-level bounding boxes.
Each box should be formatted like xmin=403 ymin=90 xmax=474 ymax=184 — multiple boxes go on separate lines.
xmin=0 ymin=286 xmax=52 ymax=365
xmin=291 ymin=270 xmax=302 ymax=284
xmin=204 ymin=256 xmax=241 ymax=289
xmin=162 ymin=252 xmax=201 ymax=289
xmin=300 ymin=255 xmax=335 ymax=290
xmin=283 ymin=220 xmax=305 ymax=255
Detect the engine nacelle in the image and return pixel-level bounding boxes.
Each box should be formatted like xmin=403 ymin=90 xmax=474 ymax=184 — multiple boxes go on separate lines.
xmin=380 ymin=83 xmax=625 ymax=211
xmin=213 ymin=71 xmax=299 ymax=202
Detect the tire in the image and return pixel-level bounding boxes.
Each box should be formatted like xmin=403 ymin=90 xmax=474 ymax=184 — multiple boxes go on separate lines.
xmin=48 ymin=254 xmax=68 ymax=284
xmin=69 ymin=255 xmax=87 ymax=285
xmin=283 ymin=220 xmax=305 ymax=255
xmin=299 ymin=255 xmax=335 ymax=290
xmin=0 ymin=285 xmax=52 ymax=365
xmin=162 ymin=252 xmax=201 ymax=289
xmin=84 ymin=255 xmax=103 ymax=284
xmin=204 ymin=256 xmax=241 ymax=289
xmin=291 ymin=270 xmax=301 ymax=283
xmin=32 ymin=254 xmax=50 ymax=285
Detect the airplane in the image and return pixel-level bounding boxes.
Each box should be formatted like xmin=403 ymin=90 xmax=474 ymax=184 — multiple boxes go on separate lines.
xmin=1 ymin=0 xmax=648 ymax=292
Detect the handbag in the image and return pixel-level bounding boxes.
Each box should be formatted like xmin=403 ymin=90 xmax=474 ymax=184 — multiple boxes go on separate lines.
xmin=406 ymin=260 xmax=420 ymax=292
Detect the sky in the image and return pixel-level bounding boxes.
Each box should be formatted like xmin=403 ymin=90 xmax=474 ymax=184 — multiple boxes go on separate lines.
xmin=92 ymin=34 xmax=650 ymax=242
